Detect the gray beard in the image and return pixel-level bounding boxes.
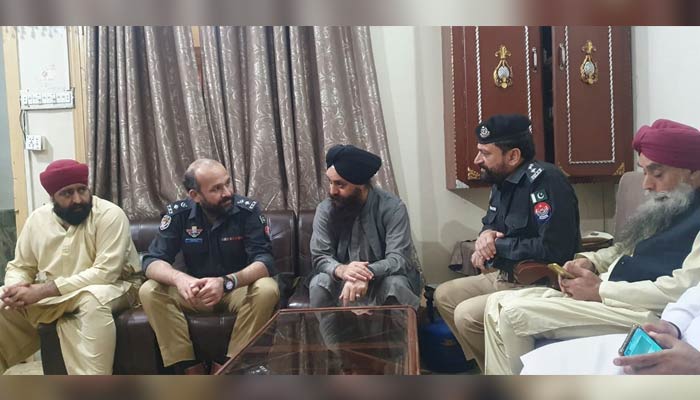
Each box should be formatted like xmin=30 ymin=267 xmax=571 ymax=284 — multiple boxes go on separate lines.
xmin=617 ymin=183 xmax=696 ymax=254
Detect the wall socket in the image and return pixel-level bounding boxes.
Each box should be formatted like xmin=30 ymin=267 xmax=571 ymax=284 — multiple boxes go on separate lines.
xmin=25 ymin=135 xmax=44 ymax=151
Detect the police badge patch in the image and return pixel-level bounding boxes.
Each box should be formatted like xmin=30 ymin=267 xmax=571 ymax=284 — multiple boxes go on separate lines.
xmin=533 ymin=202 xmax=552 ymax=223
xmin=186 ymin=226 xmax=202 ymax=238
xmin=479 ymin=125 xmax=490 ymax=138
xmin=159 ymin=215 xmax=172 ymax=230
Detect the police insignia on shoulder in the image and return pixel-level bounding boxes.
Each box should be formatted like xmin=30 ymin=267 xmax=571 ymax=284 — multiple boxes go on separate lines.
xmin=533 ymin=201 xmax=552 ymax=223
xmin=160 ymin=215 xmax=172 ymax=231
xmin=526 ymin=163 xmax=544 ymax=182
xmin=236 ymin=198 xmax=257 ymax=211
xmin=530 ymin=189 xmax=548 ymax=204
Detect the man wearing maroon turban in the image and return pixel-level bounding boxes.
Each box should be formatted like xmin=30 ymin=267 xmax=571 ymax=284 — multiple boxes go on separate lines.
xmin=0 ymin=159 xmax=141 ymax=375
xmin=482 ymin=119 xmax=700 ymax=375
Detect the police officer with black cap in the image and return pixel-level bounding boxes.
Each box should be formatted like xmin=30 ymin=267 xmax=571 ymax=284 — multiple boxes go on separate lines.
xmin=139 ymin=158 xmax=279 ymax=374
xmin=434 ymin=114 xmax=581 ymax=372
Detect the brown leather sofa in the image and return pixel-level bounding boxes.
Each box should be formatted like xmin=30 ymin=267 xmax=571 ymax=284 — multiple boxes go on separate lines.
xmin=287 ymin=210 xmax=315 ymax=309
xmin=38 ymin=209 xmax=299 ymax=374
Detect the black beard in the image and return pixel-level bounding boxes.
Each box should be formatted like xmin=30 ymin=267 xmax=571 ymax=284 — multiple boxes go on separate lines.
xmin=199 ymin=196 xmax=233 ymax=219
xmin=53 ymin=199 xmax=93 ymax=226
xmin=329 ymin=187 xmax=365 ymax=237
xmin=480 ymin=167 xmax=508 ymax=185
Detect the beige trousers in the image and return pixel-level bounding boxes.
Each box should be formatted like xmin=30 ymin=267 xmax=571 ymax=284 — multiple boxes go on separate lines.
xmin=483 ymin=287 xmax=658 ymax=375
xmin=0 ymin=289 xmax=134 ymax=375
xmin=434 ymin=271 xmax=520 ymax=371
xmin=138 ymin=277 xmax=279 ymax=367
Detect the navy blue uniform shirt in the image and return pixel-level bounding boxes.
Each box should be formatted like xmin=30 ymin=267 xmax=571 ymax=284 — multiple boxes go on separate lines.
xmin=482 ymin=160 xmax=581 ymax=272
xmin=142 ymin=195 xmax=276 ymax=278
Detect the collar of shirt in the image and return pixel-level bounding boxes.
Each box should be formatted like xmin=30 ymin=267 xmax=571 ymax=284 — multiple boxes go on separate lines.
xmin=187 ymin=197 xmax=241 ymax=231
xmin=504 ymin=161 xmax=530 ymax=185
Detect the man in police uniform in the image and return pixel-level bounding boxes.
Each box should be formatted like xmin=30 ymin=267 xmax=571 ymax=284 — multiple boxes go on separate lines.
xmin=139 ymin=159 xmax=279 ymax=374
xmin=435 ymin=114 xmax=581 ymax=371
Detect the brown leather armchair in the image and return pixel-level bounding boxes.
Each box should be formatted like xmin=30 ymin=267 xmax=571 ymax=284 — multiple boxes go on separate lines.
xmin=38 ymin=210 xmax=298 ymax=374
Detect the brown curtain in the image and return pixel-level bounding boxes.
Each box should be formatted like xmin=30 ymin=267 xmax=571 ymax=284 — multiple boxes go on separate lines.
xmin=87 ymin=26 xmax=395 ymax=218
xmin=86 ymin=26 xmax=214 ymax=220
xmin=199 ymin=26 xmax=396 ymax=212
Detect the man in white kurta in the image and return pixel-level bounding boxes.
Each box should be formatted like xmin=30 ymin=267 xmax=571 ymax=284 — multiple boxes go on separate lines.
xmin=483 ymin=119 xmax=700 ymax=375
xmin=520 ymin=283 xmax=700 ymax=375
xmin=0 ymin=159 xmax=141 ymax=375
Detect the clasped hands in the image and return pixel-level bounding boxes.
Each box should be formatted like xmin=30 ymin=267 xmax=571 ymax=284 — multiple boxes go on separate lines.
xmin=471 ymin=229 xmax=503 ymax=272
xmin=174 ymin=275 xmax=227 ymax=309
xmin=1 ymin=281 xmax=59 ymax=310
xmin=334 ymin=261 xmax=373 ymax=307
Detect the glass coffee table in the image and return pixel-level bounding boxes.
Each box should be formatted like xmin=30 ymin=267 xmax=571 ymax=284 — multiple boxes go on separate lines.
xmin=217 ymin=305 xmax=419 ymax=375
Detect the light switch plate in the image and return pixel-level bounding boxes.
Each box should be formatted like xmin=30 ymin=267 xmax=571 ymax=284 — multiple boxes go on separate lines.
xmin=25 ymin=135 xmax=43 ymax=151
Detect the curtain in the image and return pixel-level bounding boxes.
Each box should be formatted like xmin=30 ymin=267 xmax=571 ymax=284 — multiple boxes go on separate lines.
xmin=87 ymin=25 xmax=396 ymax=218
xmin=86 ymin=26 xmax=214 ymax=220
xmin=199 ymin=26 xmax=396 ymax=212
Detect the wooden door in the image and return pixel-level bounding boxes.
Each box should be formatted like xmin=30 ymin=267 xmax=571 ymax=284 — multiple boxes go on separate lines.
xmin=443 ymin=26 xmax=545 ymax=188
xmin=551 ymin=26 xmax=633 ymax=178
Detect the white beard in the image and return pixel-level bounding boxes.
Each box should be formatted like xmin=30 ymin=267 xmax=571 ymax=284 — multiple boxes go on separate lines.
xmin=617 ymin=183 xmax=696 ymax=254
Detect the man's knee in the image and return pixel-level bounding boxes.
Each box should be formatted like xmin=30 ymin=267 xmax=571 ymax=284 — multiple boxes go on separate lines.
xmin=309 ymin=273 xmax=336 ymax=307
xmin=249 ymin=277 xmax=279 ymax=308
xmin=138 ymin=279 xmax=168 ymax=305
xmin=453 ymin=298 xmax=485 ymax=334
xmin=434 ymin=281 xmax=452 ymax=309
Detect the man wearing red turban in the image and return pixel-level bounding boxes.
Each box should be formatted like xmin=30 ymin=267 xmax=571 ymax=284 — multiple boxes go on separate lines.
xmin=482 ymin=119 xmax=700 ymax=375
xmin=0 ymin=159 xmax=141 ymax=375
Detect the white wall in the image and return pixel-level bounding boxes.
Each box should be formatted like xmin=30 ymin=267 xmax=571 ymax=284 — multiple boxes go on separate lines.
xmin=371 ymin=26 xmax=615 ymax=284
xmin=632 ymin=26 xmax=700 ymax=131
xmin=0 ymin=39 xmax=13 ymax=210
xmin=16 ymin=26 xmax=76 ymax=211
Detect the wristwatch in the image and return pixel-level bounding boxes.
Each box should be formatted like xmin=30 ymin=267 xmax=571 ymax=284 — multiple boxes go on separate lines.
xmin=222 ymin=275 xmax=236 ymax=293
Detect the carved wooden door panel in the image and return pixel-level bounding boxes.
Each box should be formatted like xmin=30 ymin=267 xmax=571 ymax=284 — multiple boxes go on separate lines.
xmin=551 ymin=26 xmax=633 ymax=178
xmin=443 ymin=26 xmax=544 ymax=188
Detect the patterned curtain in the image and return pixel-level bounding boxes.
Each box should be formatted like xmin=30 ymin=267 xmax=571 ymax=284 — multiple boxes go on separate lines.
xmin=199 ymin=26 xmax=396 ymax=212
xmin=87 ymin=26 xmax=395 ymax=218
xmin=86 ymin=26 xmax=214 ymax=220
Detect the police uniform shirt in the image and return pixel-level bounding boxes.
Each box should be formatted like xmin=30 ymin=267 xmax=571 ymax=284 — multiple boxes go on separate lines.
xmin=142 ymin=195 xmax=276 ymax=278
xmin=482 ymin=160 xmax=581 ymax=270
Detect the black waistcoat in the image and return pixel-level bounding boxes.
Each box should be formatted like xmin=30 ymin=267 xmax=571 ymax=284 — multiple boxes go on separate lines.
xmin=609 ymin=193 xmax=700 ymax=282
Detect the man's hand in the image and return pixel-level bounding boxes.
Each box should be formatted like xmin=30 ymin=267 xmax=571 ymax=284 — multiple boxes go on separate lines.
xmin=339 ymin=280 xmax=369 ymax=307
xmin=173 ymin=273 xmax=204 ymax=307
xmin=334 ymin=261 xmax=373 ymax=282
xmin=613 ymin=331 xmax=700 ymax=374
xmin=475 ymin=229 xmax=504 ymax=263
xmin=558 ymin=261 xmax=602 ymax=302
xmin=643 ymin=320 xmax=682 ymax=338
xmin=193 ymin=277 xmax=225 ymax=307
xmin=1 ymin=282 xmax=59 ymax=309
xmin=470 ymin=251 xmax=497 ymax=274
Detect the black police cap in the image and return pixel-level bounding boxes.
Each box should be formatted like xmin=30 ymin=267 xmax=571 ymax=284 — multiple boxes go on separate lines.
xmin=475 ymin=114 xmax=532 ymax=144
xmin=325 ymin=144 xmax=382 ymax=185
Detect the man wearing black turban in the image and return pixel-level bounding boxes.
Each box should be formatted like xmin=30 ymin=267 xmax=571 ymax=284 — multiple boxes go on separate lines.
xmin=309 ymin=144 xmax=423 ymax=311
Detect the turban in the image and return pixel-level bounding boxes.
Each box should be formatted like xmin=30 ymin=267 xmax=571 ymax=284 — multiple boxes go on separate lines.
xmin=325 ymin=144 xmax=382 ymax=185
xmin=40 ymin=159 xmax=89 ymax=196
xmin=475 ymin=114 xmax=532 ymax=144
xmin=633 ymin=119 xmax=700 ymax=171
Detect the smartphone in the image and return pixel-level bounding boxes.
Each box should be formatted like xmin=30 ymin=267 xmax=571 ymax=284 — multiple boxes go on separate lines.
xmin=618 ymin=324 xmax=664 ymax=356
xmin=547 ymin=263 xmax=575 ymax=279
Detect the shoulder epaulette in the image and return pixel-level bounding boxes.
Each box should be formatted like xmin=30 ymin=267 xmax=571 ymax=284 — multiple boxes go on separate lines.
xmin=165 ymin=199 xmax=191 ymax=215
xmin=526 ymin=162 xmax=545 ymax=183
xmin=235 ymin=197 xmax=259 ymax=212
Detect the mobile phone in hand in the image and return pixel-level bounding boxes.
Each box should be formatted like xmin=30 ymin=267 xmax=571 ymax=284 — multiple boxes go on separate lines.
xmin=547 ymin=263 xmax=575 ymax=279
xmin=618 ymin=324 xmax=663 ymax=356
